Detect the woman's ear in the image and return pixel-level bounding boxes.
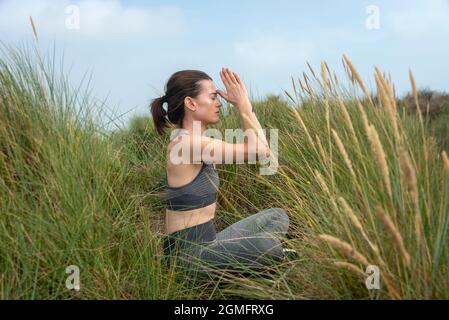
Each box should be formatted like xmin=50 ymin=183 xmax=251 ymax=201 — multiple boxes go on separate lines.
xmin=184 ymin=96 xmax=197 ymax=112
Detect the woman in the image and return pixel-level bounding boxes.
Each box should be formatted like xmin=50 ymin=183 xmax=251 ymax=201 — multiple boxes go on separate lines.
xmin=151 ymin=67 xmax=291 ymax=279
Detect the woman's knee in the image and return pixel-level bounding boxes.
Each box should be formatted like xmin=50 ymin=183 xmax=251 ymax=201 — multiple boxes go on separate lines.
xmin=264 ymin=207 xmax=290 ymax=232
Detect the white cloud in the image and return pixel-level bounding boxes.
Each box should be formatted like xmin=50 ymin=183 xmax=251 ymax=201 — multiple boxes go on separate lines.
xmin=0 ymin=0 xmax=186 ymax=39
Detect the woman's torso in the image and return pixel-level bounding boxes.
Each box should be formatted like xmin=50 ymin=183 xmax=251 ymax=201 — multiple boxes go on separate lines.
xmin=165 ymin=131 xmax=218 ymax=235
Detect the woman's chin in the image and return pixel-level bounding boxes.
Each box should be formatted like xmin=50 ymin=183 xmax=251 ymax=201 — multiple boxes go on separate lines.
xmin=212 ymin=116 xmax=220 ymax=123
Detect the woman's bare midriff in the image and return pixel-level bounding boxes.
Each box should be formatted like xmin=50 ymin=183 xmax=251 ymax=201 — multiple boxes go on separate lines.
xmin=165 ymin=202 xmax=216 ymax=235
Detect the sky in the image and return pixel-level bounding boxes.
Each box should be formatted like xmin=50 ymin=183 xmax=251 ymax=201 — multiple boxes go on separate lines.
xmin=1 ymin=0 xmax=449 ymax=130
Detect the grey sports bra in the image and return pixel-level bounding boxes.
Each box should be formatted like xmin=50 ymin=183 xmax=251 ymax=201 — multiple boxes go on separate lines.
xmin=165 ymin=130 xmax=220 ymax=211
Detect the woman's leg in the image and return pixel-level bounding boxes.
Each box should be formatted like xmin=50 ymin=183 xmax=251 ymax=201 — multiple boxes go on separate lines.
xmin=175 ymin=208 xmax=290 ymax=276
xmin=176 ymin=233 xmax=285 ymax=278
xmin=215 ymin=207 xmax=290 ymax=241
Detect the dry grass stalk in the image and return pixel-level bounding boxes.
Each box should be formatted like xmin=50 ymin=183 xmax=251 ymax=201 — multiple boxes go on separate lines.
xmin=324 ymin=99 xmax=331 ymax=132
xmin=321 ymin=61 xmax=328 ymax=92
xmin=290 ymin=76 xmax=300 ymax=105
xmin=376 ymin=206 xmax=411 ymax=267
xmin=314 ymin=170 xmax=330 ymax=195
xmin=319 ymin=234 xmax=370 ymax=267
xmin=337 ymin=97 xmax=357 ymax=142
xmin=375 ymin=68 xmax=400 ymax=142
xmin=307 ymin=61 xmax=318 ymax=82
xmin=343 ymin=54 xmax=373 ymax=106
xmin=338 ymin=197 xmax=379 ymax=254
xmin=284 ymin=90 xmax=296 ymax=105
xmin=366 ymin=124 xmax=393 ymax=200
xmin=442 ymin=151 xmax=449 ymax=175
xmin=324 ymin=61 xmax=331 ymax=78
xmin=333 ymin=71 xmax=339 ymax=87
xmin=314 ymin=170 xmax=338 ymax=211
xmin=399 ymin=149 xmax=424 ymax=233
xmin=334 ymin=261 xmax=366 ymax=278
xmin=332 ymin=129 xmax=356 ymax=179
xmin=358 ymin=102 xmax=370 ymax=134
xmin=303 ymin=72 xmax=314 ymax=96
xmin=291 ymin=107 xmax=316 ymax=150
xmin=297 ymin=77 xmax=306 ymax=95
xmin=409 ymin=69 xmax=423 ymax=124
xmin=376 ymin=68 xmax=397 ymax=115
xmin=29 ymin=16 xmax=39 ymax=42
xmin=315 ymin=134 xmax=327 ymax=162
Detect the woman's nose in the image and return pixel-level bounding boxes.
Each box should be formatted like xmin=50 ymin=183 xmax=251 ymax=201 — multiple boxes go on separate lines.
xmin=217 ymin=96 xmax=224 ymax=107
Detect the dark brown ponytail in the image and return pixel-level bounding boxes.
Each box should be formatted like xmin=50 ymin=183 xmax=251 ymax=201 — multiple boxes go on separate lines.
xmin=150 ymin=96 xmax=168 ymax=135
xmin=150 ymin=70 xmax=212 ymax=135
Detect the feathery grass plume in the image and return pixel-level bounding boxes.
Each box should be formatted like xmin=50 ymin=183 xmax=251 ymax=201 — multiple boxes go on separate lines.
xmin=366 ymin=124 xmax=393 ymax=200
xmin=324 ymin=61 xmax=331 ymax=79
xmin=442 ymin=151 xmax=449 ymax=175
xmin=314 ymin=169 xmax=331 ymax=195
xmin=332 ymin=129 xmax=356 ymax=179
xmin=303 ymin=72 xmax=314 ymax=96
xmin=291 ymin=107 xmax=316 ymax=151
xmin=29 ymin=16 xmax=39 ymax=42
xmin=342 ymin=54 xmax=373 ymax=106
xmin=297 ymin=77 xmax=306 ymax=95
xmin=290 ymin=76 xmax=301 ymax=105
xmin=337 ymin=97 xmax=357 ymax=142
xmin=338 ymin=197 xmax=379 ymax=254
xmin=409 ymin=69 xmax=423 ymax=124
xmin=377 ymin=68 xmax=397 ymax=115
xmin=284 ymin=90 xmax=296 ymax=105
xmin=342 ymin=56 xmax=355 ymax=85
xmin=399 ymin=149 xmax=424 ymax=235
xmin=319 ymin=234 xmax=370 ymax=267
xmin=334 ymin=261 xmax=366 ymax=278
xmin=321 ymin=61 xmax=328 ymax=92
xmin=323 ymin=61 xmax=333 ymax=92
xmin=314 ymin=169 xmax=338 ymax=212
xmin=374 ymin=67 xmax=400 ymax=142
xmin=307 ymin=61 xmax=318 ymax=82
xmin=376 ymin=206 xmax=411 ymax=267
xmin=358 ymin=102 xmax=370 ymax=134
xmin=333 ymin=70 xmax=340 ymax=87
xmin=315 ymin=134 xmax=327 ymax=163
xmin=324 ymin=99 xmax=331 ymax=133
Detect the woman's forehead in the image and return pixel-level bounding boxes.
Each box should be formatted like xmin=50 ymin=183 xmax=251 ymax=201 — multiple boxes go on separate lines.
xmin=201 ymin=80 xmax=216 ymax=93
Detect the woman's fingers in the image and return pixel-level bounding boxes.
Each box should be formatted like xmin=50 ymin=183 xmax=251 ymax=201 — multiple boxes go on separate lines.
xmin=225 ymin=68 xmax=238 ymax=86
xmin=220 ymin=69 xmax=232 ymax=89
xmin=222 ymin=68 xmax=238 ymax=87
xmin=232 ymin=72 xmax=242 ymax=85
xmin=216 ymin=89 xmax=229 ymax=101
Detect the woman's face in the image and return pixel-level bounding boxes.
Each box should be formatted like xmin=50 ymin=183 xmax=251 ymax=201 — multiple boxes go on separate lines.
xmin=190 ymin=80 xmax=222 ymax=124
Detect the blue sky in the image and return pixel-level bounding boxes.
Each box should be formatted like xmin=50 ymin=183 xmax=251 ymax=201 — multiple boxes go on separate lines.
xmin=1 ymin=0 xmax=449 ymax=130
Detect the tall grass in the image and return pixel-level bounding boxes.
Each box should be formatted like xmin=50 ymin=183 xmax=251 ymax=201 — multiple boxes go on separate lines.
xmin=1 ymin=39 xmax=448 ymax=299
xmin=0 ymin=42 xmax=198 ymax=299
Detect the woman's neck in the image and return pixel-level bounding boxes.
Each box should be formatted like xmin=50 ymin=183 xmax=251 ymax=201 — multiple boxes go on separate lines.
xmin=181 ymin=119 xmax=207 ymax=135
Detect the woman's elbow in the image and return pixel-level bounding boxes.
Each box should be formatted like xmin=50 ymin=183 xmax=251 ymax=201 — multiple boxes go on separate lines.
xmin=257 ymin=146 xmax=271 ymax=161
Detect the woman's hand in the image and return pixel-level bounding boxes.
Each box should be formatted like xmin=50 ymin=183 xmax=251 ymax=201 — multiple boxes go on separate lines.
xmin=217 ymin=67 xmax=252 ymax=114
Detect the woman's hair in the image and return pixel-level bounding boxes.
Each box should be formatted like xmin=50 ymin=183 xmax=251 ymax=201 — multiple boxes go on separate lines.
xmin=150 ymin=70 xmax=212 ymax=135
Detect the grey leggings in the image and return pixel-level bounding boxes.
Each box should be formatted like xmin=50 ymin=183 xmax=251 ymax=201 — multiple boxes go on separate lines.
xmin=163 ymin=208 xmax=290 ymax=278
